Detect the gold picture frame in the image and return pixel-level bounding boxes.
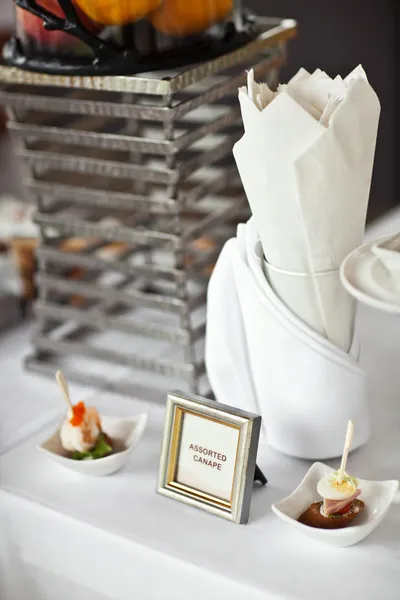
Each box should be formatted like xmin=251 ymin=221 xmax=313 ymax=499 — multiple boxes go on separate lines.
xmin=157 ymin=391 xmax=262 ymax=524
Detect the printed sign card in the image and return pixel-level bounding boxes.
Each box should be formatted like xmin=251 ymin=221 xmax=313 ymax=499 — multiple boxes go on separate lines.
xmin=176 ymin=411 xmax=239 ymax=502
xmin=157 ymin=392 xmax=262 ymax=524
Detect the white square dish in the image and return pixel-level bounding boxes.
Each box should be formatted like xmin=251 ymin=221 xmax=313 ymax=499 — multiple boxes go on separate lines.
xmin=37 ymin=413 xmax=148 ymax=477
xmin=272 ymin=462 xmax=399 ymax=547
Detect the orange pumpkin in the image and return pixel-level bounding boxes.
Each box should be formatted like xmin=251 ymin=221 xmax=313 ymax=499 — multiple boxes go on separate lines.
xmin=73 ymin=0 xmax=162 ymax=26
xmin=150 ymin=0 xmax=233 ymax=37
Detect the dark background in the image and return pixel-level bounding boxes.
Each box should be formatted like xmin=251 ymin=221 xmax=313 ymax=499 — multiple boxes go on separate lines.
xmin=0 ymin=3 xmax=396 ymax=219
xmin=247 ymin=0 xmax=396 ymax=221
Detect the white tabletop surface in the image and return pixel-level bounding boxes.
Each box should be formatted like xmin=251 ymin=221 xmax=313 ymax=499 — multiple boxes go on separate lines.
xmin=1 ymin=209 xmax=400 ymax=600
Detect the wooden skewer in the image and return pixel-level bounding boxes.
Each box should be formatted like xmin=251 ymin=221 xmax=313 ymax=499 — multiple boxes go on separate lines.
xmin=55 ymin=370 xmax=74 ymax=417
xmin=337 ymin=420 xmax=354 ymax=484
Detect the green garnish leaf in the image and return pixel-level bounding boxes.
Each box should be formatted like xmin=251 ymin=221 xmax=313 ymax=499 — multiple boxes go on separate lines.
xmin=71 ymin=433 xmax=112 ymax=461
xmin=91 ymin=433 xmax=113 ymax=459
xmin=72 ymin=450 xmax=91 ymax=460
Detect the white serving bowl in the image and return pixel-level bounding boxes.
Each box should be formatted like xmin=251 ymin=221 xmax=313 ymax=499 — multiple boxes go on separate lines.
xmin=272 ymin=462 xmax=399 ymax=547
xmin=37 ymin=413 xmax=148 ymax=477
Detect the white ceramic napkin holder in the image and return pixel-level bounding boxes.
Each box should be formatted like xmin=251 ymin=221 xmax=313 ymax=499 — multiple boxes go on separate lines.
xmin=263 ymin=261 xmax=356 ymax=351
xmin=205 ymin=221 xmax=369 ymax=460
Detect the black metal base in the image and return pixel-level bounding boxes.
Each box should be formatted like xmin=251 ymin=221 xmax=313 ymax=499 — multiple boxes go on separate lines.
xmin=254 ymin=465 xmax=268 ymax=486
xmin=2 ymin=16 xmax=258 ymax=77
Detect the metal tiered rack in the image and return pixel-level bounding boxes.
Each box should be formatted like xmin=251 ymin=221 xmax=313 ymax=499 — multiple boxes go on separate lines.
xmin=0 ymin=18 xmax=296 ymax=401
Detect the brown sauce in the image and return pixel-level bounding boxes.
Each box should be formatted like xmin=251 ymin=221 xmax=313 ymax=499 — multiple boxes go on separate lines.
xmin=298 ymin=500 xmax=365 ymax=529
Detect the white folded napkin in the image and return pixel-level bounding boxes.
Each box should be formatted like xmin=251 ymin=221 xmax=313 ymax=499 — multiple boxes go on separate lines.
xmin=233 ymin=66 xmax=380 ymax=351
xmin=205 ymin=220 xmax=369 ymax=459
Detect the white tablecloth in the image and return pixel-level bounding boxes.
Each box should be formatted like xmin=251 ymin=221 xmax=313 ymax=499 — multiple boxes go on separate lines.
xmin=1 ymin=210 xmax=400 ymax=600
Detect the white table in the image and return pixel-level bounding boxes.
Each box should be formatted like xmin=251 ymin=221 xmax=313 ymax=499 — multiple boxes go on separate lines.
xmin=1 ymin=210 xmax=400 ymax=600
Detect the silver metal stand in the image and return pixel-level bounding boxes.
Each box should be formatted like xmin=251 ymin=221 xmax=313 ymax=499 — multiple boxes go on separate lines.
xmin=0 ymin=18 xmax=296 ymax=401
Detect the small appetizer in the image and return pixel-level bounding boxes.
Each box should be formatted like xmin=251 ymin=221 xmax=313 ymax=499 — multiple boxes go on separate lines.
xmin=56 ymin=370 xmax=113 ymax=461
xmin=298 ymin=421 xmax=365 ymax=529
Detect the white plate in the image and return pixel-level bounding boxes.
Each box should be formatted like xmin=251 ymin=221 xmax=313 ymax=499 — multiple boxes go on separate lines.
xmin=37 ymin=413 xmax=148 ymax=477
xmin=272 ymin=462 xmax=399 ymax=547
xmin=372 ymin=233 xmax=400 ymax=273
xmin=340 ymin=236 xmax=400 ymax=314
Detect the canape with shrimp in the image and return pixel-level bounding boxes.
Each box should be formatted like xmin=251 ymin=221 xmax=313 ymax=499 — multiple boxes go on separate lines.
xmin=56 ymin=370 xmax=113 ymax=461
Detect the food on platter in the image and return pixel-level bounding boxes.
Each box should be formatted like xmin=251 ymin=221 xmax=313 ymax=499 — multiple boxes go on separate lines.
xmin=56 ymin=370 xmax=113 ymax=461
xmin=298 ymin=471 xmax=364 ymax=529
xmin=298 ymin=421 xmax=365 ymax=529
xmin=16 ymin=0 xmax=100 ymax=55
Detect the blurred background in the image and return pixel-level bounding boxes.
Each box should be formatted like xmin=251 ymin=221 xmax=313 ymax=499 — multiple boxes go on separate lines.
xmin=247 ymin=0 xmax=396 ymax=221
xmin=0 ymin=0 xmax=397 ymax=220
